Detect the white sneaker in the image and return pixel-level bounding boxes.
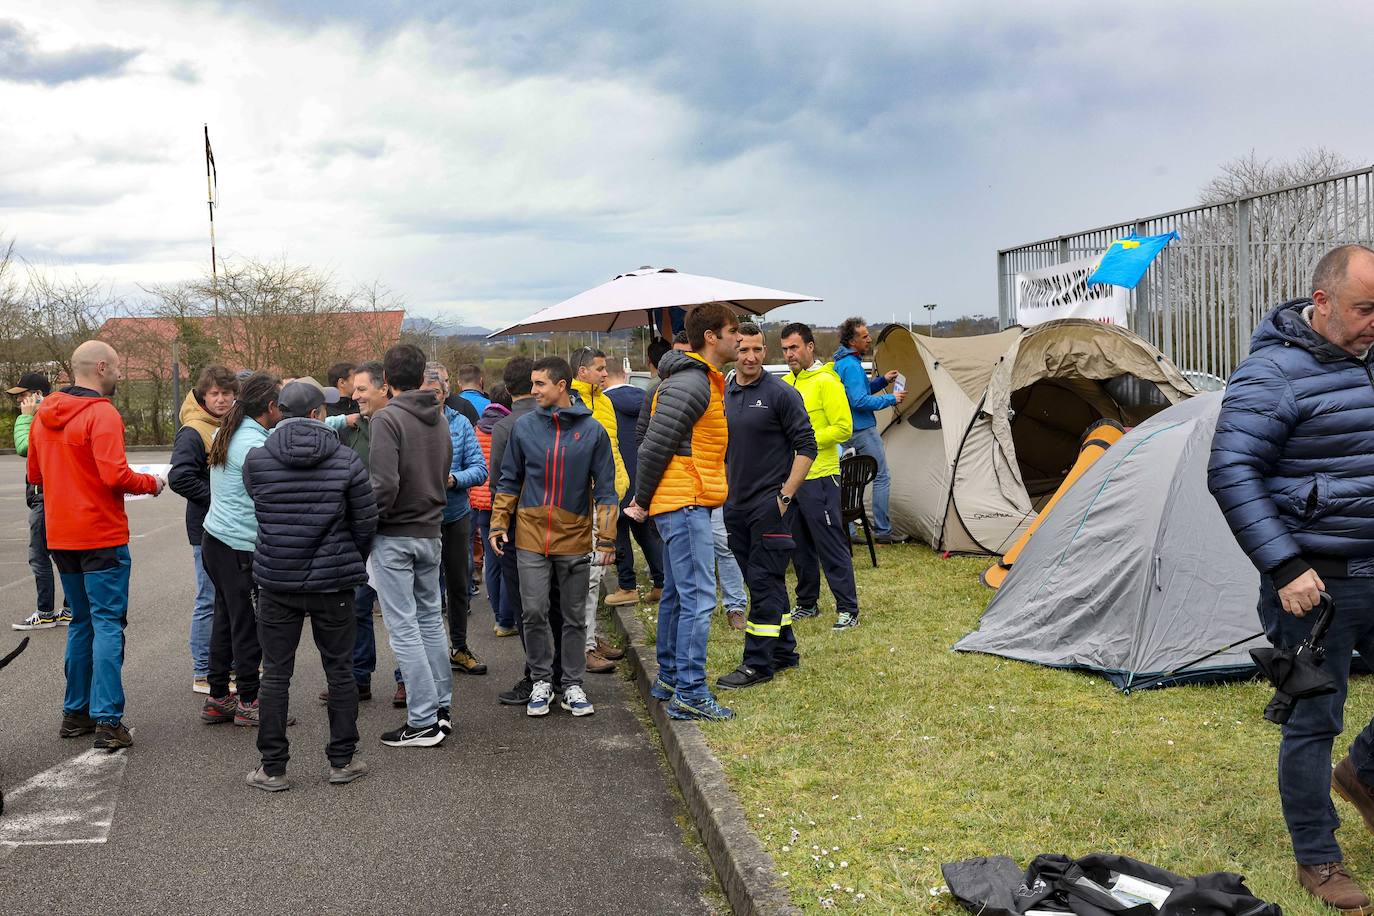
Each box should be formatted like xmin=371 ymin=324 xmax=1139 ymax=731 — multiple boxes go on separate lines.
xmin=527 ymin=680 xmax=553 ymax=717
xmin=560 ymin=685 xmax=595 ymax=717
xmin=192 ymin=676 xmax=210 ymax=694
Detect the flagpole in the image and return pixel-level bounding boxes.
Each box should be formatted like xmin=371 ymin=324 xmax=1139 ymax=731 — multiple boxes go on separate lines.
xmin=204 ymin=124 xmax=219 ymax=316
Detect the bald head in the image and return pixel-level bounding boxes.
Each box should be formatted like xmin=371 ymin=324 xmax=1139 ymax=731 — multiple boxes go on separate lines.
xmin=1311 ymin=245 xmax=1374 ymax=356
xmin=71 ymin=340 xmax=121 ymax=396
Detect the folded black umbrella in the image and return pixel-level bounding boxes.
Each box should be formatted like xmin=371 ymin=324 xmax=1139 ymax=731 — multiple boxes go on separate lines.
xmin=1250 ymin=590 xmax=1337 ymax=724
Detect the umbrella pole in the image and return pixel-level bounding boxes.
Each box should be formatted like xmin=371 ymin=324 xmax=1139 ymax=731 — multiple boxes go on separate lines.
xmin=1123 ymin=631 xmax=1267 ymax=694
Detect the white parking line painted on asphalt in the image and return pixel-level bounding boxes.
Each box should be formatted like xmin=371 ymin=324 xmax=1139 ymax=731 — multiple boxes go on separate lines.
xmin=0 ymin=747 xmax=130 ymax=851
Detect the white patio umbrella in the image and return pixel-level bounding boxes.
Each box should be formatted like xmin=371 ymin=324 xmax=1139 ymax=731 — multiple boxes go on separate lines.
xmin=489 ymin=266 xmax=821 ymax=336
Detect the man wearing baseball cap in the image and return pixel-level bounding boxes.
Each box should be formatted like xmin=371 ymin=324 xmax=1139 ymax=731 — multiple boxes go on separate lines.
xmin=241 ymin=378 xmax=376 ymax=790
xmin=9 ymin=371 xmax=71 ymax=632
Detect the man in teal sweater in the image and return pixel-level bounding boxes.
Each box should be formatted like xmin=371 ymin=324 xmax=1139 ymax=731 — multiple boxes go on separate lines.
xmin=10 ymin=372 xmax=69 ymax=631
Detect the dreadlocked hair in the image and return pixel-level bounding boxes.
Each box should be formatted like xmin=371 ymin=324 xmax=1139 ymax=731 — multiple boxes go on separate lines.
xmin=207 ymin=372 xmax=280 ymax=468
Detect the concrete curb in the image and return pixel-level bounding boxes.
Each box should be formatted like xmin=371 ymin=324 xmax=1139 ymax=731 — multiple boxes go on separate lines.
xmin=609 ymin=603 xmax=799 ymax=916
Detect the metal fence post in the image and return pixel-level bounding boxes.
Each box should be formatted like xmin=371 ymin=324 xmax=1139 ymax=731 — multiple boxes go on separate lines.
xmin=1132 ymin=221 xmax=1150 ymax=339
xmin=997 ymin=251 xmax=1010 ymax=328
xmin=1235 ymin=197 xmax=1252 ymax=374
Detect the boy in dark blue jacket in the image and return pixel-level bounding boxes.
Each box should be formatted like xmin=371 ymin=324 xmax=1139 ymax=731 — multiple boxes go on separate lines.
xmin=242 ymin=379 xmax=378 ymax=792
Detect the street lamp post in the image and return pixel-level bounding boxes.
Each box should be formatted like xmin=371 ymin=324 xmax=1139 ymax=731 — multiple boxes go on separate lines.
xmin=924 ymin=303 xmax=937 ymax=336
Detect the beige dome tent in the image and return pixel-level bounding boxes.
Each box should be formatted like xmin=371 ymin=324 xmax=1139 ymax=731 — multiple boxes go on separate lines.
xmin=872 ymin=319 xmax=1196 ymax=555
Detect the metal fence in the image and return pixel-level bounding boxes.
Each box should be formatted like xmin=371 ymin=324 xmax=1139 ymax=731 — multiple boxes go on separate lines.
xmin=997 ymin=165 xmax=1374 ymax=378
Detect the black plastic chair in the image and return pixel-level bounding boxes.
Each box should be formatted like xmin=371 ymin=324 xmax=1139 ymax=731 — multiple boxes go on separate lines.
xmin=839 ymin=454 xmax=879 ymax=568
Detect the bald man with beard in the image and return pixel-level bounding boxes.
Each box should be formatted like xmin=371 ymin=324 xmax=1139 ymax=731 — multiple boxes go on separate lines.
xmin=27 ymin=341 xmax=165 ymax=751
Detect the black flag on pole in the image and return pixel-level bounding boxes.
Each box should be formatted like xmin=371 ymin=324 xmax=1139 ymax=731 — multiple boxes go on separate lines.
xmin=204 ymin=125 xmax=218 ymax=204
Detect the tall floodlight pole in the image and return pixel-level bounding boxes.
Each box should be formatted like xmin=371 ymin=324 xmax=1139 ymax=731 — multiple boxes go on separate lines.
xmin=204 ymin=124 xmax=220 ymax=316
xmin=924 ymin=303 xmax=937 ymax=336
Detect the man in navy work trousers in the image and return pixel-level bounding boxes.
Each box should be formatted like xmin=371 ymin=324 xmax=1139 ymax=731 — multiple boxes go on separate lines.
xmin=717 ymin=323 xmax=815 ymax=690
xmin=1210 ymin=243 xmax=1374 ymax=914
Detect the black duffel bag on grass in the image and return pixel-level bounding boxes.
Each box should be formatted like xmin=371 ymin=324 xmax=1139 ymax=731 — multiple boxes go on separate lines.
xmin=942 ymin=852 xmax=1280 ymax=916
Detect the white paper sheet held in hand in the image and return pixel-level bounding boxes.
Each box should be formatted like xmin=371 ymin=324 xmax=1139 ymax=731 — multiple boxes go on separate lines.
xmin=125 ymin=463 xmax=172 ymax=501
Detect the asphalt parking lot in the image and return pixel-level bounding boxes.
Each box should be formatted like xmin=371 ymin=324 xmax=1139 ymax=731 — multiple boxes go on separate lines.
xmin=0 ymin=451 xmax=714 ymax=914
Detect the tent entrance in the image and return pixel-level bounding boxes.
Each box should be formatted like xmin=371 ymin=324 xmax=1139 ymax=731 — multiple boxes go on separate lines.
xmin=1009 ymin=379 xmax=1112 ymax=503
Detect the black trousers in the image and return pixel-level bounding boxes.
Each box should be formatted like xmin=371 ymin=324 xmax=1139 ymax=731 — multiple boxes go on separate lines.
xmin=442 ymin=515 xmax=473 ymax=651
xmin=257 ymin=588 xmax=359 ymax=776
xmin=725 ymin=494 xmax=799 ymax=674
xmin=791 ymin=476 xmax=859 ymax=616
xmin=615 ymin=511 xmax=664 ymax=591
xmin=202 ymin=533 xmax=261 ymax=703
xmin=501 ymin=524 xmax=563 ymax=690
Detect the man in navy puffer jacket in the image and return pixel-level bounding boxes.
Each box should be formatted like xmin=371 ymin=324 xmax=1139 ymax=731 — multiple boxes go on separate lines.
xmin=1209 ymin=244 xmax=1374 ymax=911
xmin=242 ymin=379 xmax=378 ymax=791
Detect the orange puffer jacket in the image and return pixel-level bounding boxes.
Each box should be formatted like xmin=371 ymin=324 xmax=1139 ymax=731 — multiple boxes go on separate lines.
xmin=634 ymin=350 xmax=728 ymax=516
xmin=469 ymin=402 xmax=509 ymax=512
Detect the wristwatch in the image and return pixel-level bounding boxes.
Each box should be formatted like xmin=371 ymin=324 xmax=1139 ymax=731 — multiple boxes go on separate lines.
xmin=779 ymin=491 xmax=793 ymax=506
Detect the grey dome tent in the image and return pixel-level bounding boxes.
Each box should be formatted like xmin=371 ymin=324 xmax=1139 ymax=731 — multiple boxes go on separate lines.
xmin=872 ymin=320 xmax=1196 ymax=555
xmin=953 ymin=392 xmax=1263 ymax=689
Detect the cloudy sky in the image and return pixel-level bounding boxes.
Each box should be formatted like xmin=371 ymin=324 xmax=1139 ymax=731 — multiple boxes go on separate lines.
xmin=2 ymin=1 xmax=1372 ymax=331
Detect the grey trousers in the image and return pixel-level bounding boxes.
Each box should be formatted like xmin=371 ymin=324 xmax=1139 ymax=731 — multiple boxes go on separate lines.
xmin=517 ymin=549 xmax=590 ymax=689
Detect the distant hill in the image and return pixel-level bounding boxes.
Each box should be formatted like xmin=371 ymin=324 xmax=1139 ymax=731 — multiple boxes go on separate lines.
xmin=402 ymin=317 xmax=495 ymax=336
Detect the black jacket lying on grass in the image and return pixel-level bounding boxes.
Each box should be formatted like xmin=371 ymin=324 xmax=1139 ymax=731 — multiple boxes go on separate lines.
xmin=242 ymin=417 xmax=378 ymax=593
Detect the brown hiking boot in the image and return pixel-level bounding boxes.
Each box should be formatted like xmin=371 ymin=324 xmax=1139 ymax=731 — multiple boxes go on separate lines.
xmin=647 ymin=587 xmax=662 ymax=603
xmin=1298 ymin=862 xmax=1373 ymax=914
xmin=449 ymin=647 xmax=488 ymax=676
xmin=1333 ymin=756 xmax=1374 ymax=835
xmin=392 ymin=682 xmax=407 ymax=708
xmin=595 ymin=636 xmax=625 ymax=661
xmin=726 ymin=609 xmax=747 ymax=632
xmin=60 ymin=711 xmax=97 ymax=738
xmin=605 ymin=588 xmax=639 ymax=607
xmin=585 ymin=649 xmax=616 ymax=674
xmin=93 ymin=721 xmax=133 ymax=752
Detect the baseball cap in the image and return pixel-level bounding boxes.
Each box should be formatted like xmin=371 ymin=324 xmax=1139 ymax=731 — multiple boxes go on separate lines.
xmin=278 ymin=378 xmax=341 ymax=418
xmin=7 ymin=372 xmax=51 ymax=396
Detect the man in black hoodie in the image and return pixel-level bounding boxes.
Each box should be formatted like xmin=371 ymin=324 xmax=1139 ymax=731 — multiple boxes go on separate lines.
xmin=370 ymin=344 xmax=453 ymax=748
xmin=242 ymin=379 xmax=377 ymax=791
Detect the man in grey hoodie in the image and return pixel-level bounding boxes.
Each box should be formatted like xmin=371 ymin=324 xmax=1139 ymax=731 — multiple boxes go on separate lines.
xmin=370 ymin=344 xmax=453 ymax=748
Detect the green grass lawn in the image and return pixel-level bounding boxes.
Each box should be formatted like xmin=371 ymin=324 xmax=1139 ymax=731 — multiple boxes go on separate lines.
xmin=637 ymin=544 xmax=1374 ymax=914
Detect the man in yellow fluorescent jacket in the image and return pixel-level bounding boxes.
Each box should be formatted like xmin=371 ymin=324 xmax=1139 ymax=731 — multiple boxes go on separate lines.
xmin=570 ymin=347 xmax=630 ymax=675
xmin=780 ymin=322 xmax=862 ymax=630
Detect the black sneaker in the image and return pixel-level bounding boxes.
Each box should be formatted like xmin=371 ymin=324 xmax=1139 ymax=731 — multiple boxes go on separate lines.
xmin=716 ymin=665 xmax=774 ymax=691
xmin=93 ymin=720 xmax=133 ymax=751
xmin=499 ymin=677 xmax=533 ymax=706
xmin=775 ymin=656 xmax=801 ymax=673
xmin=60 ymin=711 xmax=97 ymax=738
xmin=380 ymin=721 xmax=445 ymax=748
xmin=436 ymin=706 xmax=452 ymax=734
xmin=791 ymin=604 xmax=820 ymax=620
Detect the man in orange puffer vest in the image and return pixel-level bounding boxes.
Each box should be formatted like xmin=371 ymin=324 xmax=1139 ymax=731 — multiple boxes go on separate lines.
xmin=626 ymin=303 xmax=739 ymax=722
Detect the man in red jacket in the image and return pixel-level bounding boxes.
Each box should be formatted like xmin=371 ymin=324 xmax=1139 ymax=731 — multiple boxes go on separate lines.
xmin=28 ymin=341 xmax=164 ymax=751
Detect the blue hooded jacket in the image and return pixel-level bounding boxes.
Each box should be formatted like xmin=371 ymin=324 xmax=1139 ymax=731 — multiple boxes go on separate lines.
xmin=1208 ymin=298 xmax=1374 ymax=586
xmin=442 ymin=405 xmax=488 ymax=524
xmin=832 ymin=345 xmax=894 ymax=432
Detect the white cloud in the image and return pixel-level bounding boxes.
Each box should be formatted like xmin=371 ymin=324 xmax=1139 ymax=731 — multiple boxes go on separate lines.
xmin=0 ymin=0 xmax=1372 ymax=333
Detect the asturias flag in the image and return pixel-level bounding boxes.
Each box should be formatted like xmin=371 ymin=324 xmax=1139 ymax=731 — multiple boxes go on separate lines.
xmin=1086 ymin=231 xmax=1179 ymax=289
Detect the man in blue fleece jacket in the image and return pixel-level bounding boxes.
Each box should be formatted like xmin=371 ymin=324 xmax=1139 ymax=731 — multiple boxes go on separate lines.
xmin=832 ymin=316 xmax=904 ymax=542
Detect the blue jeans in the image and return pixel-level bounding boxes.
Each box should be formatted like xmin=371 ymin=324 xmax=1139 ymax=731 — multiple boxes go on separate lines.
xmin=845 ymin=426 xmax=891 ymax=538
xmin=476 ymin=511 xmax=513 ymax=628
xmin=711 ymin=507 xmax=746 ymax=612
xmin=1260 ymin=575 xmax=1374 ymax=864
xmin=190 ymin=545 xmax=215 ymax=677
xmin=26 ymin=492 xmax=63 ymax=615
xmin=60 ymin=545 xmax=132 ymax=724
xmin=353 ymin=582 xmax=377 ymax=685
xmin=656 ymin=506 xmax=717 ymax=701
xmin=372 ymin=535 xmax=450 ymax=728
